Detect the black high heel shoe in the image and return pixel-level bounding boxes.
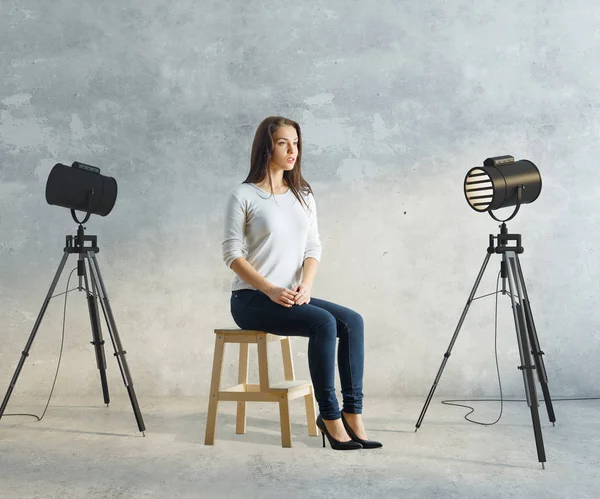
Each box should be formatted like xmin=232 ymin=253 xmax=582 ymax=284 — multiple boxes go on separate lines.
xmin=341 ymin=412 xmax=383 ymax=449
xmin=316 ymin=414 xmax=362 ymax=450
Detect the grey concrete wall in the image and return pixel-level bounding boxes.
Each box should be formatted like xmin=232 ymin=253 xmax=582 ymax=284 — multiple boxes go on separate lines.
xmin=1 ymin=0 xmax=599 ymax=404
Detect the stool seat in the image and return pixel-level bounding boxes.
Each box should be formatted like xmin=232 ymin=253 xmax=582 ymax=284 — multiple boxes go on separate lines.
xmin=204 ymin=328 xmax=318 ymax=447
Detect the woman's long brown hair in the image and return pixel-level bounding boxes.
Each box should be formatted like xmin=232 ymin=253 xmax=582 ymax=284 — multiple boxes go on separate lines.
xmin=243 ymin=116 xmax=313 ymax=210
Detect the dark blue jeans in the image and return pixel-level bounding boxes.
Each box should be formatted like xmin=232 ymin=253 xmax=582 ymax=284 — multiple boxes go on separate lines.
xmin=230 ymin=290 xmax=364 ymax=420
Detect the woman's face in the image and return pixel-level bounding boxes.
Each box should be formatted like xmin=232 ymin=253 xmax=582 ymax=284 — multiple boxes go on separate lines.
xmin=270 ymin=125 xmax=298 ymax=172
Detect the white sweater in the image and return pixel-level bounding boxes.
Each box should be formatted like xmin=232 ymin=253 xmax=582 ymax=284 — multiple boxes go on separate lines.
xmin=222 ymin=183 xmax=322 ymax=292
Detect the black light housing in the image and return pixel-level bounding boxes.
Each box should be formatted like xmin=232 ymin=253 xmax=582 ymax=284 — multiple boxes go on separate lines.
xmin=464 ymin=155 xmax=542 ymax=222
xmin=46 ymin=162 xmax=118 ymax=222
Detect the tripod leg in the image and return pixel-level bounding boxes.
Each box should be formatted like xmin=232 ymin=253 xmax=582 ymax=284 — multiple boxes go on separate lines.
xmin=86 ymin=251 xmax=146 ymax=434
xmin=505 ymin=252 xmax=546 ymax=467
xmin=81 ymin=255 xmax=110 ymax=406
xmin=0 ymin=251 xmax=70 ymax=419
xmin=514 ymin=255 xmax=556 ymax=425
xmin=415 ymin=252 xmax=492 ymax=431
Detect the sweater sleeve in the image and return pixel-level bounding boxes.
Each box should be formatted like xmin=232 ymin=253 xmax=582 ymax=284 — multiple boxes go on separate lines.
xmin=222 ymin=189 xmax=247 ymax=268
xmin=304 ymin=193 xmax=322 ymax=262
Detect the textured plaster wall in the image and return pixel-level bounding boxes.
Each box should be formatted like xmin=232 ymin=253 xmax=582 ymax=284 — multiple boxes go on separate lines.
xmin=1 ymin=1 xmax=599 ymax=405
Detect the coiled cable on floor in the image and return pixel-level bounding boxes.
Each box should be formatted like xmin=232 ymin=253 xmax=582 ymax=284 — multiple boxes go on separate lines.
xmin=3 ymin=268 xmax=76 ymax=422
xmin=441 ymin=271 xmax=600 ymax=424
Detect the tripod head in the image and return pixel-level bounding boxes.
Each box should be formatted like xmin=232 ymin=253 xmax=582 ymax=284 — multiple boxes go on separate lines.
xmin=487 ymin=222 xmax=524 ymax=294
xmin=487 ymin=222 xmax=523 ymax=254
xmin=65 ymin=224 xmax=99 ymax=255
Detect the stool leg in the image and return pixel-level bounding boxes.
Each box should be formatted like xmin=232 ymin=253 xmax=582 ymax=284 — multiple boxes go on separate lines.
xmin=257 ymin=334 xmax=270 ymax=391
xmin=205 ymin=334 xmax=226 ymax=445
xmin=236 ymin=342 xmax=249 ymax=434
xmin=304 ymin=385 xmax=318 ymax=436
xmin=279 ymin=393 xmax=292 ymax=448
xmin=281 ymin=337 xmax=295 ymax=381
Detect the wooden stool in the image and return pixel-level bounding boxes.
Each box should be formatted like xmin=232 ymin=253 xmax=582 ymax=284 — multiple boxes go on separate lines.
xmin=204 ymin=329 xmax=319 ymax=447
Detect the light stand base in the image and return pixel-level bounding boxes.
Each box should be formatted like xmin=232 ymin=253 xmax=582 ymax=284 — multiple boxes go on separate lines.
xmin=0 ymin=226 xmax=145 ymax=434
xmin=415 ymin=223 xmax=554 ymax=467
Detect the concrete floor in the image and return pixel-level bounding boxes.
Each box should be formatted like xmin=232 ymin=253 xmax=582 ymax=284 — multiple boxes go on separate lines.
xmin=0 ymin=395 xmax=598 ymax=499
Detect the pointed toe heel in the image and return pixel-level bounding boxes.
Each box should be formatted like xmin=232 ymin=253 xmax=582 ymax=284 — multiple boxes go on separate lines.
xmin=341 ymin=412 xmax=383 ymax=449
xmin=316 ymin=415 xmax=362 ymax=450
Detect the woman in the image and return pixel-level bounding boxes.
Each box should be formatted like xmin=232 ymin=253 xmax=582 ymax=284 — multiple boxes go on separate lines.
xmin=222 ymin=116 xmax=381 ymax=450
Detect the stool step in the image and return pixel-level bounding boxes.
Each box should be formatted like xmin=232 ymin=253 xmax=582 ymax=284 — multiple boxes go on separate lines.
xmin=219 ymin=380 xmax=312 ymax=402
xmin=221 ymin=380 xmax=312 ymax=394
xmin=268 ymin=380 xmax=312 ymax=392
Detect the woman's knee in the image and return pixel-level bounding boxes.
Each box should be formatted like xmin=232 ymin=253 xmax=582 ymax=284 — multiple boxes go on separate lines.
xmin=313 ymin=313 xmax=337 ymax=338
xmin=344 ymin=310 xmax=364 ymax=337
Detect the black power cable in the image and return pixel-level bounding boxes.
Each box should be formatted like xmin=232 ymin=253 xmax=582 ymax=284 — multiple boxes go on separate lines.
xmin=3 ymin=268 xmax=77 ymax=421
xmin=441 ymin=271 xmax=504 ymax=425
xmin=441 ymin=271 xmax=600 ymax=425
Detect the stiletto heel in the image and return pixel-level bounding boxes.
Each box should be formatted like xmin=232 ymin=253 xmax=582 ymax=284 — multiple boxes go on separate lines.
xmin=340 ymin=412 xmax=382 ymax=449
xmin=316 ymin=414 xmax=362 ymax=450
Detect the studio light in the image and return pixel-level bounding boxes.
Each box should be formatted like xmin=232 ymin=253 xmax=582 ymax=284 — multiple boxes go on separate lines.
xmin=45 ymin=162 xmax=118 ymax=222
xmin=417 ymin=153 xmax=553 ymax=468
xmin=1 ymin=160 xmax=145 ymax=434
xmin=464 ymin=155 xmax=542 ymax=221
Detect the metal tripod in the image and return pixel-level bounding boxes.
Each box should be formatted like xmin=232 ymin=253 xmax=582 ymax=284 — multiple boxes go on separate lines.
xmin=414 ymin=223 xmax=555 ymax=468
xmin=0 ymin=223 xmax=146 ymax=435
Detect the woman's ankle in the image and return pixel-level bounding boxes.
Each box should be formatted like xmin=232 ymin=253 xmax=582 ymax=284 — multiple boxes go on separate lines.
xmin=341 ymin=411 xmax=368 ymax=439
xmin=322 ymin=417 xmax=350 ymax=441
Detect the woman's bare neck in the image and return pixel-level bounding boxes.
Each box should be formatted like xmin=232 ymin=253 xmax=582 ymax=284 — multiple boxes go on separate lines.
xmin=254 ymin=179 xmax=288 ymax=194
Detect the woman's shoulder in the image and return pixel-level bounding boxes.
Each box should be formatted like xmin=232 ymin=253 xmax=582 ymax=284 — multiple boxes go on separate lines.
xmin=228 ymin=182 xmax=255 ymax=199
xmin=300 ymin=188 xmax=316 ymax=204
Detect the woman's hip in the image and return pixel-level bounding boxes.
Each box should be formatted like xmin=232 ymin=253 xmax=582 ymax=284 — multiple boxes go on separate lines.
xmin=230 ymin=290 xmax=338 ymax=336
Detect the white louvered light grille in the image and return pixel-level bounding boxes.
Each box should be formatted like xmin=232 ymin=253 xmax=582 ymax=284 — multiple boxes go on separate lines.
xmin=465 ymin=168 xmax=494 ymax=211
